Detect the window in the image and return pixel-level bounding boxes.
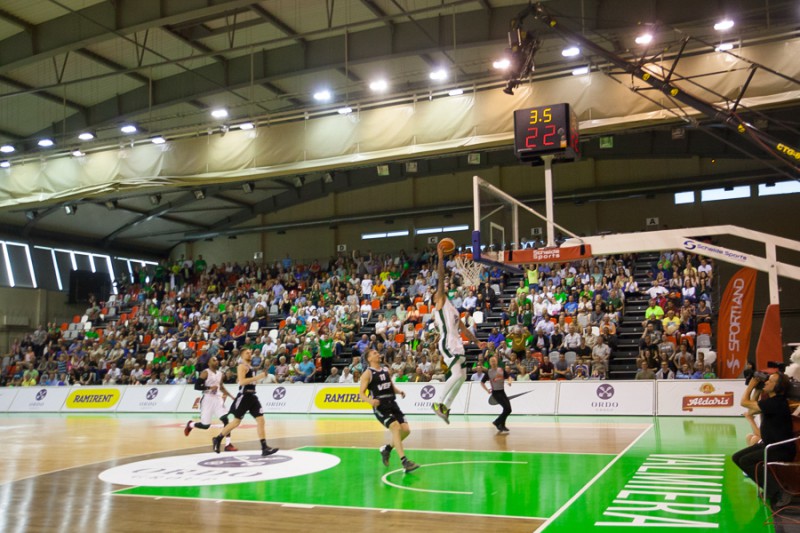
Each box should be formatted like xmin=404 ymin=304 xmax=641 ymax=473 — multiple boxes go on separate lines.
xmin=700 ymin=186 xmax=750 ymax=202
xmin=674 ymin=191 xmax=695 ymax=205
xmin=758 ymin=181 xmax=800 ymax=197
xmin=414 ymin=224 xmax=469 ymax=235
xmin=361 ymin=230 xmax=409 ymax=240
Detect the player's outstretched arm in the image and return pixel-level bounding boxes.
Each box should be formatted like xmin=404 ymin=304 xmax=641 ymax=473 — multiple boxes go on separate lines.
xmin=458 ymin=319 xmax=486 ymax=350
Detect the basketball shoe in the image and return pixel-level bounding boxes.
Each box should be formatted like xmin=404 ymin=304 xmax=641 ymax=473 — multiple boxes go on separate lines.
xmin=432 ymin=403 xmax=450 ymax=424
xmin=224 ymin=444 xmax=238 ymax=452
xmin=184 ymin=421 xmax=193 ymax=436
xmin=380 ymin=444 xmax=393 ymax=467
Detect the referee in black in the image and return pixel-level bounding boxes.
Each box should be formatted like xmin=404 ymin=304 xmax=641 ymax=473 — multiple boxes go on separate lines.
xmin=359 ymin=349 xmax=419 ymax=473
xmin=481 ymin=356 xmax=512 ymax=433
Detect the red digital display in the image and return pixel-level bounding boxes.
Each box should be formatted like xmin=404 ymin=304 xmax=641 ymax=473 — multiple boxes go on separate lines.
xmin=513 ymin=103 xmax=579 ymax=163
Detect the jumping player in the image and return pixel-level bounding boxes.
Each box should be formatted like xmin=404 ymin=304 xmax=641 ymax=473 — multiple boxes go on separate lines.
xmin=359 ymin=349 xmax=419 ymax=473
xmin=480 ymin=356 xmax=512 ymax=433
xmin=432 ymin=244 xmax=486 ymax=423
xmin=184 ymin=355 xmax=237 ymax=451
xmin=212 ymin=348 xmax=278 ymax=456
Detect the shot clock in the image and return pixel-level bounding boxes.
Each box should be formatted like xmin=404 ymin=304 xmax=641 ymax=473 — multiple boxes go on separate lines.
xmin=513 ymin=103 xmax=580 ymax=163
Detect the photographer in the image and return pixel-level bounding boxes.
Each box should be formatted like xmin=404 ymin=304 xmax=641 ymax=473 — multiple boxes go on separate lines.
xmin=732 ymin=371 xmax=796 ymax=510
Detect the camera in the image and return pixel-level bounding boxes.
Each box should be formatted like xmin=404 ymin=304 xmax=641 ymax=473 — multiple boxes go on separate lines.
xmin=752 ymin=371 xmax=769 ymax=388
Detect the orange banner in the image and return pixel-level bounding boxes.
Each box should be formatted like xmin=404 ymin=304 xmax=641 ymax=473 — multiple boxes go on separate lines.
xmin=718 ymin=268 xmax=758 ymax=379
xmin=755 ymin=304 xmax=782 ymax=371
xmin=504 ymin=245 xmax=593 ymax=264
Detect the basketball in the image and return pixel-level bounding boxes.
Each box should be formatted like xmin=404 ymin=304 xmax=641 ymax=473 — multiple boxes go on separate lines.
xmin=438 ymin=237 xmax=456 ymax=255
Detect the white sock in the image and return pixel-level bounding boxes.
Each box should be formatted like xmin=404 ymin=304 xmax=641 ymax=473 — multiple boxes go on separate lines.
xmin=226 ymin=436 xmax=231 ymax=445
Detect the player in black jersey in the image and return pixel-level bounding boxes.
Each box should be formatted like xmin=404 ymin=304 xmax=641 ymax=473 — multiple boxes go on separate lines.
xmin=359 ymin=349 xmax=419 ymax=473
xmin=212 ymin=348 xmax=278 ymax=457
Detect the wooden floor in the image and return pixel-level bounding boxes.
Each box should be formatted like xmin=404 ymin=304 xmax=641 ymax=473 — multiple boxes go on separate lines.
xmin=0 ymin=413 xmax=664 ymax=533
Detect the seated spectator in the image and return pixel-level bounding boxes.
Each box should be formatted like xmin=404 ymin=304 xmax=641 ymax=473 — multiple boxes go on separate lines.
xmin=553 ymin=353 xmax=572 ymax=380
xmin=675 ymin=363 xmax=693 ymax=379
xmin=325 ymin=367 xmax=340 ymax=383
xmin=635 ymin=361 xmax=656 ymax=380
xmin=655 ymin=361 xmax=675 ymax=379
xmin=339 ymin=366 xmax=354 ymax=383
xmin=539 ymin=354 xmax=554 ymax=380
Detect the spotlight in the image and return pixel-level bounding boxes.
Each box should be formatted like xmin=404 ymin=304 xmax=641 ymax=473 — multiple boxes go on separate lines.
xmin=337 ymin=106 xmax=353 ymax=115
xmin=561 ymin=46 xmax=580 ymax=57
xmin=238 ymin=122 xmax=255 ymax=130
xmin=38 ymin=138 xmax=55 ymax=147
xmin=211 ymin=108 xmax=229 ymax=119
xmin=635 ymin=33 xmax=653 ymax=45
xmin=64 ymin=205 xmax=78 ymax=215
xmin=104 ymin=200 xmax=118 ymax=210
xmin=242 ymin=182 xmax=255 ymax=193
xmin=429 ymin=69 xmax=447 ymax=81
xmin=120 ymin=124 xmax=137 ymax=134
xmin=492 ymin=58 xmax=511 ymax=70
xmin=448 ymin=88 xmax=464 ymax=96
xmin=149 ymin=194 xmax=162 ymax=205
xmin=151 ymin=136 xmax=166 ymax=144
xmin=572 ymin=66 xmax=589 ymax=76
xmin=78 ymin=132 xmax=95 ymax=141
xmin=715 ymin=42 xmax=734 ymax=52
xmin=369 ymin=79 xmax=388 ymax=92
xmin=313 ymin=90 xmax=332 ymax=102
xmin=714 ymin=19 xmax=734 ymax=31
xmin=0 ymin=160 xmax=9 ymax=168
xmin=193 ymin=189 xmax=205 ymax=200
xmin=71 ymin=149 xmax=85 ymax=157
xmin=0 ymin=144 xmax=14 ymax=153
xmin=293 ymin=176 xmax=305 ymax=188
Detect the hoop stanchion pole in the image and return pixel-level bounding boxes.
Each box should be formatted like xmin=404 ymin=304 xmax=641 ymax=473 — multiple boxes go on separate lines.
xmin=542 ymin=155 xmax=555 ymax=248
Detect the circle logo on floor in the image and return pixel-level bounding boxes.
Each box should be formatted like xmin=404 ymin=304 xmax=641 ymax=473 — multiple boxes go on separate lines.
xmin=98 ymin=450 xmax=340 ymax=487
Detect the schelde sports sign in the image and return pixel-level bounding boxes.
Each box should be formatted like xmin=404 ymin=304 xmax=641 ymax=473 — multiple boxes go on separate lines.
xmin=310 ymin=386 xmax=372 ymax=413
xmin=64 ymin=388 xmax=121 ymax=410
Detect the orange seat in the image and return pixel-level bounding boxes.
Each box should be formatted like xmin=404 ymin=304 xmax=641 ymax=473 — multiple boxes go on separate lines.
xmin=119 ymin=313 xmax=128 ymax=323
xmin=209 ymin=323 xmax=219 ymax=333
xmin=279 ymin=319 xmax=286 ymax=329
xmin=130 ymin=306 xmax=139 ymax=316
xmin=60 ymin=323 xmax=68 ymax=331
xmin=418 ymin=304 xmax=429 ymax=315
xmin=371 ymin=299 xmax=380 ymax=310
xmin=565 ymin=316 xmax=573 ymax=324
xmin=415 ymin=323 xmax=424 ymax=331
xmin=395 ymin=333 xmax=405 ymax=344
xmin=143 ymin=334 xmax=152 ymax=346
xmin=72 ymin=315 xmax=81 ymax=323
xmin=697 ymin=323 xmax=712 ymax=336
xmin=414 ymin=297 xmax=423 ymax=304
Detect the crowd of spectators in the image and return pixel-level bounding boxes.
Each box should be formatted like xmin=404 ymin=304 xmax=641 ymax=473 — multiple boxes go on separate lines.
xmin=0 ymin=246 xmax=717 ymax=389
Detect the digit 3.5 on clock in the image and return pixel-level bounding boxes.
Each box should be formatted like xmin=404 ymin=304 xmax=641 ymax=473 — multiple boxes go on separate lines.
xmin=513 ymin=103 xmax=580 ymax=164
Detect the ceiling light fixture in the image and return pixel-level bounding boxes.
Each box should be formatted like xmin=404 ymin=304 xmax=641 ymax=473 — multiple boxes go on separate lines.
xmin=561 ymin=46 xmax=580 ymax=57
xmin=193 ymin=189 xmax=206 ymax=200
xmin=714 ymin=19 xmax=734 ymax=31
xmin=715 ymin=42 xmax=734 ymax=51
xmin=151 ymin=136 xmax=166 ymax=144
xmin=572 ymin=66 xmax=590 ymax=76
xmin=78 ymin=132 xmax=95 ymax=141
xmin=448 ymin=88 xmax=464 ymax=96
xmin=71 ymin=149 xmax=85 ymax=157
xmin=337 ymin=106 xmax=353 ymax=115
xmin=0 ymin=144 xmax=14 ymax=153
xmin=38 ymin=138 xmax=55 ymax=147
xmin=635 ymin=33 xmax=653 ymax=45
xmin=429 ymin=69 xmax=447 ymax=81
xmin=238 ymin=122 xmax=255 ymax=130
xmin=64 ymin=205 xmax=78 ymax=215
xmin=313 ymin=90 xmax=332 ymax=102
xmin=120 ymin=124 xmax=137 ymax=134
xmin=211 ymin=108 xmax=229 ymax=119
xmin=369 ymin=79 xmax=388 ymax=92
xmin=0 ymin=160 xmax=10 ymax=168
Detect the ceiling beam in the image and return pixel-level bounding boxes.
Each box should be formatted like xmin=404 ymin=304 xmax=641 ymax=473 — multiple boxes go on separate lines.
xmin=0 ymin=74 xmax=87 ymax=113
xmin=75 ymin=48 xmax=150 ymax=85
xmin=249 ymin=4 xmax=306 ymax=45
xmin=0 ymin=0 xmax=259 ymax=74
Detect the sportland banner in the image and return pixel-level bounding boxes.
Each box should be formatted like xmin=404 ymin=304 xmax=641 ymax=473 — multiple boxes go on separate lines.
xmin=717 ymin=268 xmax=757 ymax=379
xmin=755 ymin=304 xmax=782 ymax=371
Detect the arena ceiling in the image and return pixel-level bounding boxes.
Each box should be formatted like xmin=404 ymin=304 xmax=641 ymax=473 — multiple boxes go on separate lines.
xmin=0 ymin=0 xmax=798 ymax=255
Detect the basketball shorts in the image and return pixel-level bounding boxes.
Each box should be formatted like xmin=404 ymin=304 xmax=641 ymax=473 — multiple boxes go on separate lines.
xmin=199 ymin=393 xmax=228 ymax=425
xmin=230 ymin=392 xmax=263 ymax=419
xmin=373 ymin=400 xmax=406 ymax=428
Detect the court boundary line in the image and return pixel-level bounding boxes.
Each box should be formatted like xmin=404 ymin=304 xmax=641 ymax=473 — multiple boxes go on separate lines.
xmin=308 ymin=445 xmax=617 ymax=456
xmin=380 ymin=460 xmax=529 ymax=495
xmin=533 ymin=423 xmax=654 ymax=533
xmin=110 ymin=491 xmax=549 ymax=522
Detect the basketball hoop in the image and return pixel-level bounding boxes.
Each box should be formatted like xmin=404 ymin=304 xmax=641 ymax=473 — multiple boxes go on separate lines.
xmin=453 ymin=253 xmax=484 ymax=288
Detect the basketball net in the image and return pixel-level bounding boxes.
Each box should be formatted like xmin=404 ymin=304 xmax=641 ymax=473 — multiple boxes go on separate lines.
xmin=453 ymin=253 xmax=484 ymax=288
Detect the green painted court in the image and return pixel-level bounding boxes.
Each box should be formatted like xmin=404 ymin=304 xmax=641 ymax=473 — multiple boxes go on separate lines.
xmin=111 ymin=415 xmax=782 ymax=532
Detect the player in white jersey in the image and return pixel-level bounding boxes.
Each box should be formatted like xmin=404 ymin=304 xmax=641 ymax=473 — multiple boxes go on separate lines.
xmin=184 ymin=356 xmax=237 ymax=451
xmin=431 ymin=244 xmax=486 ymax=424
